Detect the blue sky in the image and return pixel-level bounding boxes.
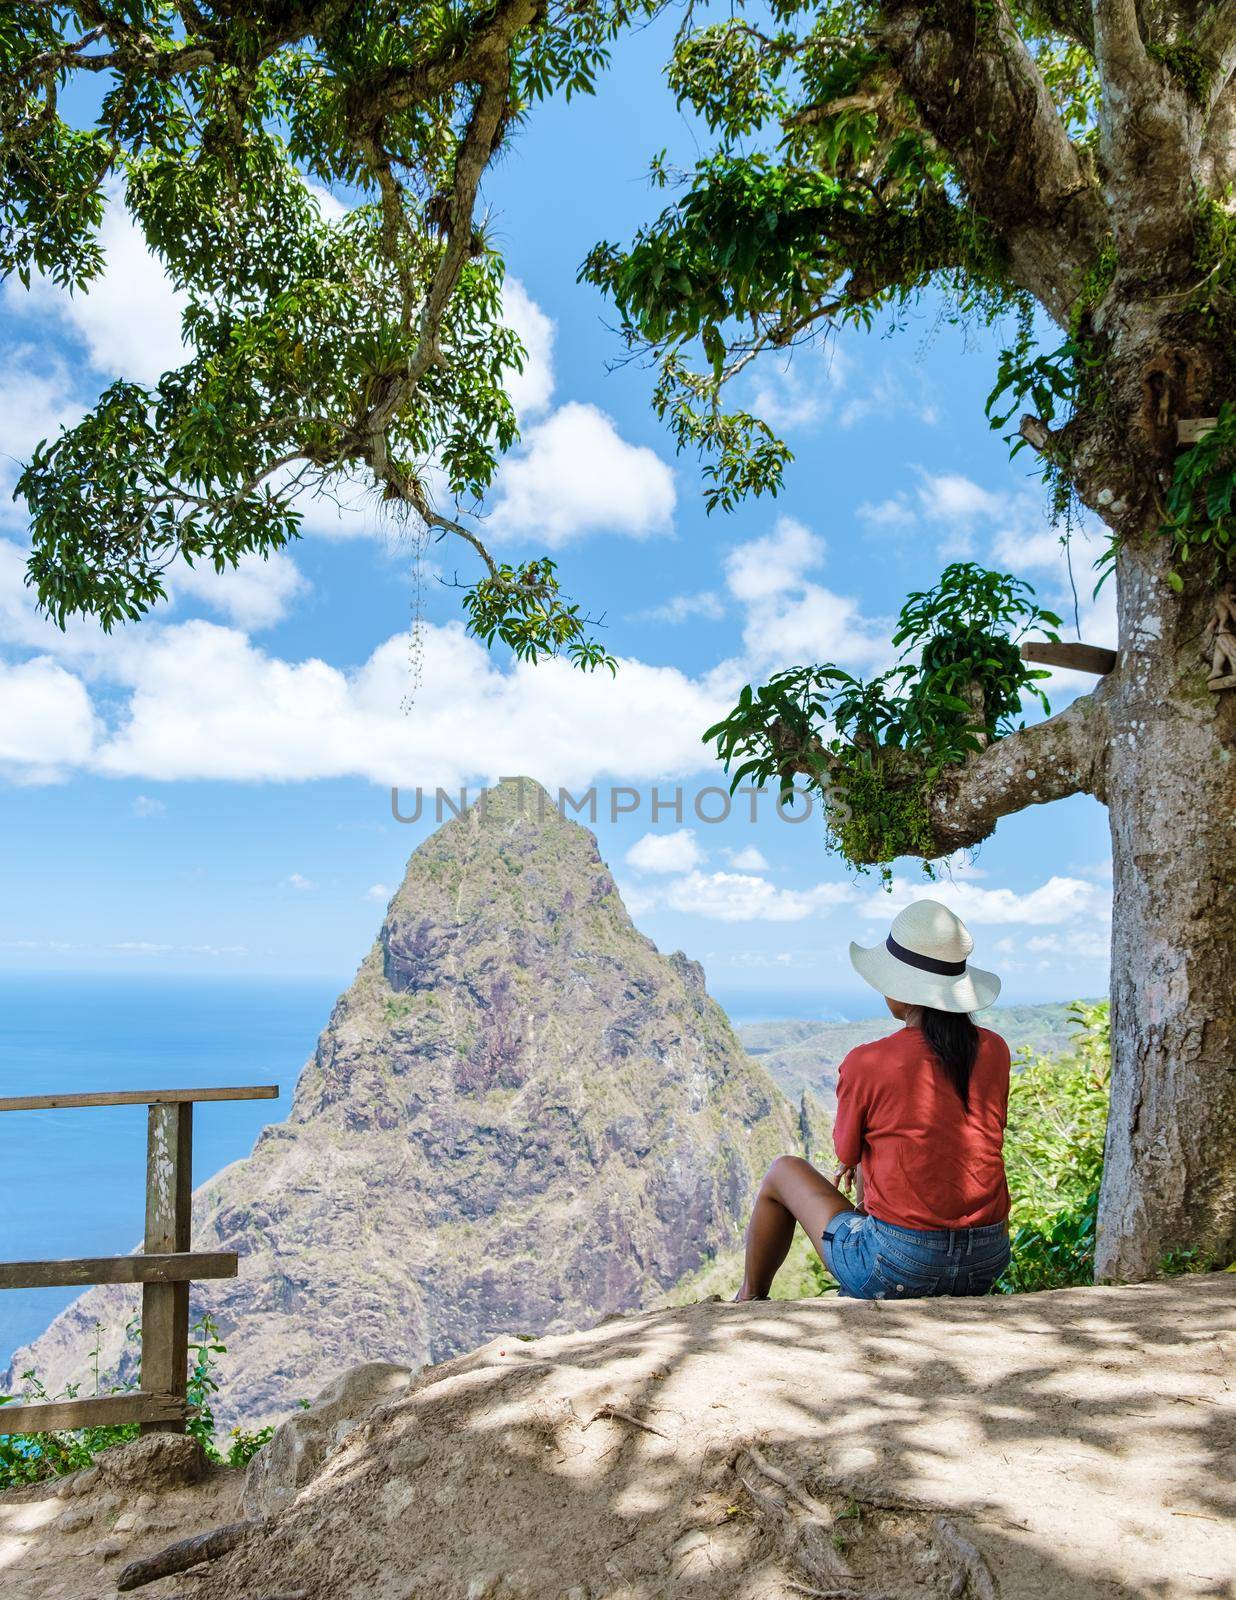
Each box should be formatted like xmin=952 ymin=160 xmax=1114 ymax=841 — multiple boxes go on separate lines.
xmin=0 ymin=16 xmax=1114 ymax=1018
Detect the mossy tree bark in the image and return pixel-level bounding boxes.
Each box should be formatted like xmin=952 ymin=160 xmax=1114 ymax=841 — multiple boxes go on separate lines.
xmin=1099 ymin=539 xmax=1236 ymax=1278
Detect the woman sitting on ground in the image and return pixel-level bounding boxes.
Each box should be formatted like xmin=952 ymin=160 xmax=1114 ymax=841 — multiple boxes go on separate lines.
xmin=737 ymin=899 xmax=1012 ymax=1302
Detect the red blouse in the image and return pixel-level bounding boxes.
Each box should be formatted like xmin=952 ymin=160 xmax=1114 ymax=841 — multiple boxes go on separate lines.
xmin=832 ymin=1025 xmax=1011 ymax=1230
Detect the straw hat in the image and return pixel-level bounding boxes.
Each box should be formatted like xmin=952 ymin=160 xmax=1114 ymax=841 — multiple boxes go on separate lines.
xmin=849 ymin=898 xmax=1000 ymax=1014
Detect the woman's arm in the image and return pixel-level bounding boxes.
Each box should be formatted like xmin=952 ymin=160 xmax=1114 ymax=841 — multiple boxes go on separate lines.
xmin=832 ymin=1052 xmax=865 ymax=1170
xmin=831 ymin=1163 xmax=866 ymax=1215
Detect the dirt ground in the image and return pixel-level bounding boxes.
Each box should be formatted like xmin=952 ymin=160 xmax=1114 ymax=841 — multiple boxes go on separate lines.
xmin=0 ymin=1435 xmax=242 ymax=1599
xmin=3 ymin=1274 xmax=1234 ymax=1600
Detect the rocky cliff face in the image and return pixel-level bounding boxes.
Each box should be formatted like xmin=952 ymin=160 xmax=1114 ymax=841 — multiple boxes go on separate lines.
xmin=8 ymin=779 xmax=799 ymax=1425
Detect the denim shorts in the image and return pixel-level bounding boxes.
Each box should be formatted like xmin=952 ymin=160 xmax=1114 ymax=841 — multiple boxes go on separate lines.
xmin=820 ymin=1211 xmax=1010 ymax=1300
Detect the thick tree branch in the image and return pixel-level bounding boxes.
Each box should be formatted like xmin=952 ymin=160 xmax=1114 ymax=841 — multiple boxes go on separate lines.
xmin=357 ymin=66 xmax=516 ymax=499
xmin=923 ymin=681 xmax=1113 ymax=853
xmin=1092 ymin=0 xmax=1196 ymax=275
xmin=878 ymin=0 xmax=1108 ymax=324
xmin=772 ymin=680 xmax=1113 ymax=863
xmin=348 ymin=0 xmax=542 ymax=119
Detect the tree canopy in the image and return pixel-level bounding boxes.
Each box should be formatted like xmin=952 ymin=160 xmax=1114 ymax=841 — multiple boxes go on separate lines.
xmin=1 ymin=0 xmax=644 ymax=666
xmin=7 ymin=1 xmax=1234 ymax=864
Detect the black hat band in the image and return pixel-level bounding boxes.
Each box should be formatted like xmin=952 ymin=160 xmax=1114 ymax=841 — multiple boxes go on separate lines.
xmin=886 ymin=934 xmax=967 ymax=977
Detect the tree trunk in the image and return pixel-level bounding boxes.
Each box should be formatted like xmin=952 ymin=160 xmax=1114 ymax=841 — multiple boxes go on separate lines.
xmin=1098 ymin=537 xmax=1236 ymax=1279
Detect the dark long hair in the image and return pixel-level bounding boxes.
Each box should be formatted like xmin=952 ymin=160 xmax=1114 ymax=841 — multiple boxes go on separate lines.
xmin=918 ymin=1006 xmax=979 ymax=1112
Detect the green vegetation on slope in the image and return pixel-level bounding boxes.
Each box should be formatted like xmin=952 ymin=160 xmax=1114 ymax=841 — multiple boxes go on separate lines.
xmin=999 ymin=1001 xmax=1109 ymax=1292
xmin=0 ymin=1317 xmax=274 ymax=1491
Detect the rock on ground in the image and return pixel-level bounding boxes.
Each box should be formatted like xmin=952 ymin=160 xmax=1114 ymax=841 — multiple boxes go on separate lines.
xmin=242 ymin=1359 xmax=416 ymax=1517
xmin=5 ymin=1275 xmax=1231 ymax=1600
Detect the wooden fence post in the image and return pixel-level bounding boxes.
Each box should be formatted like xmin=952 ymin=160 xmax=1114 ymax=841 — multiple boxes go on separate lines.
xmin=140 ymin=1102 xmax=193 ymax=1435
xmin=1 ymin=1084 xmax=275 ymax=1439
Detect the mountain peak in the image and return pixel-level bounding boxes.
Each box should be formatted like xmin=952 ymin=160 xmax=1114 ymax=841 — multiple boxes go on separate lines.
xmin=9 ymin=788 xmax=801 ymax=1426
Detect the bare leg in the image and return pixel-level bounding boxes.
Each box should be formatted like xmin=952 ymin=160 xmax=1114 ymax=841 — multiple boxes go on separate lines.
xmin=737 ymin=1155 xmax=856 ymax=1301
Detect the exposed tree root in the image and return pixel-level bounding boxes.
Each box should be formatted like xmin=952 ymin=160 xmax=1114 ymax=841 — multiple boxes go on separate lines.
xmin=116 ymin=1519 xmax=261 ymax=1591
xmin=584 ymin=1403 xmax=669 ymax=1439
xmin=734 ymin=1441 xmax=1000 ymax=1599
xmin=933 ymin=1517 xmax=999 ymax=1600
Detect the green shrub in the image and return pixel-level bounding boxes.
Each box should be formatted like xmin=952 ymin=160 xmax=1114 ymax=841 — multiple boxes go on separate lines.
xmin=0 ymin=1314 xmax=272 ymax=1490
xmin=997 ymin=1000 xmax=1110 ymax=1292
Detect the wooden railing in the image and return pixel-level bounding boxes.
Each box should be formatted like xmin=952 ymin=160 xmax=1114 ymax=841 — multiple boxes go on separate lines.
xmin=0 ymin=1084 xmax=277 ymax=1437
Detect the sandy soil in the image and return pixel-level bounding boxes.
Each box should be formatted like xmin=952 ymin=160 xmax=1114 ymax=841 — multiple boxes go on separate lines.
xmin=0 ymin=1438 xmax=241 ymax=1600
xmin=3 ymin=1274 xmax=1233 ymax=1600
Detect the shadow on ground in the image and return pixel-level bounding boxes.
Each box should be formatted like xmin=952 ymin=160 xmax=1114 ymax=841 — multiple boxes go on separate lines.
xmin=128 ymin=1273 xmax=1236 ymax=1600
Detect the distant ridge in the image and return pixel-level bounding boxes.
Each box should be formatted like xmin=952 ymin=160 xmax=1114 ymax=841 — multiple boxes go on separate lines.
xmin=741 ymin=1001 xmax=1096 ymax=1104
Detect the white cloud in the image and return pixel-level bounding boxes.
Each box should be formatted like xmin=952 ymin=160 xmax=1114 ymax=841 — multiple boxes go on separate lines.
xmin=56 ymin=619 xmax=732 ymax=788
xmin=742 ymin=341 xmax=852 ymax=434
xmin=663 ymin=870 xmax=855 ymax=923
xmin=857 ymin=494 xmax=915 ymax=530
xmin=172 ymin=550 xmax=309 ymax=631
xmin=746 ymin=581 xmax=894 ymax=675
xmin=614 ymin=878 xmax=658 ymax=919
xmin=0 ymin=655 xmax=97 ymax=779
xmin=987 ymin=512 xmax=1118 ymax=699
xmin=501 ymin=278 xmax=555 ymax=421
xmin=724 ymin=517 xmax=825 ymax=603
xmin=493 ymin=402 xmax=676 ymax=547
xmin=0 ymin=537 xmax=157 ymax=680
xmin=0 ymin=548 xmax=742 ymax=785
xmin=287 ymin=873 xmax=318 ymax=891
xmin=365 ymin=883 xmax=392 ymax=902
xmin=131 ymin=794 xmax=165 ymax=818
xmin=721 ymin=517 xmax=892 ymax=678
xmin=1023 ymin=927 xmax=1110 ymax=960
xmin=0 ymin=354 xmax=84 ymax=520
xmin=916 ymin=472 xmax=1005 ymax=523
xmin=640 ymin=591 xmax=725 ymax=624
xmin=284 ymin=470 xmax=394 ymax=542
xmin=11 ymin=196 xmax=188 ymax=385
xmin=992 ymin=523 xmax=1068 ymax=571
xmin=862 ymin=873 xmax=1110 ymax=927
xmin=932 ymin=849 xmax=987 ymax=881
xmin=990 ymin=501 xmax=1103 ymax=578
xmin=836 ymin=365 xmax=939 ymax=431
xmin=304 ymin=180 xmax=348 ymax=224
xmin=723 ymin=845 xmax=770 ymax=871
xmin=735 ymin=583 xmax=889 ymax=677
xmin=749 ymin=373 xmax=827 ymax=431
xmin=625 ymin=828 xmax=706 ymax=875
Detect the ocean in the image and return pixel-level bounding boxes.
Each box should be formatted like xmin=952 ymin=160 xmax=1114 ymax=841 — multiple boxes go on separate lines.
xmin=0 ymin=973 xmax=340 ymax=1373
